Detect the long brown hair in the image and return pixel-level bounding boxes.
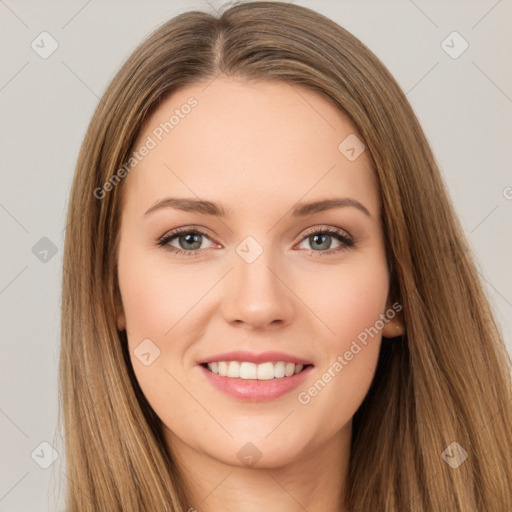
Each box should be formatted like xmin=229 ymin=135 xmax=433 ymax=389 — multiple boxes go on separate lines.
xmin=59 ymin=2 xmax=512 ymax=510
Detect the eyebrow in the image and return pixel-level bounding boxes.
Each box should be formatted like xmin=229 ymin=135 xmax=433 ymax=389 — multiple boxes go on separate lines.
xmin=144 ymin=197 xmax=371 ymax=218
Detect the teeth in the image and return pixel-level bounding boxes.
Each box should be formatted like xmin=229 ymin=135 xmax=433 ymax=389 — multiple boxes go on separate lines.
xmin=206 ymin=361 xmax=305 ymax=379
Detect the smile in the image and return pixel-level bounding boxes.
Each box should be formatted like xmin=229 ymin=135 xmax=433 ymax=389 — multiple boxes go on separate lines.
xmin=199 ymin=362 xmax=314 ymax=401
xmin=203 ymin=360 xmax=310 ymax=380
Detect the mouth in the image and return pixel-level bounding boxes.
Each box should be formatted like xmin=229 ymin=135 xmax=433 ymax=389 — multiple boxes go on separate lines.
xmin=198 ymin=360 xmax=314 ymax=401
xmin=199 ymin=361 xmax=314 ymax=380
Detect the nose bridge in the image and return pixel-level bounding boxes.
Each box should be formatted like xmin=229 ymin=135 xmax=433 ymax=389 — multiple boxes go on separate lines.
xmin=220 ymin=236 xmax=295 ymax=328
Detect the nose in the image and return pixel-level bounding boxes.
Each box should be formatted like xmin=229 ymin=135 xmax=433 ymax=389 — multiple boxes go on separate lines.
xmin=220 ymin=246 xmax=296 ymax=331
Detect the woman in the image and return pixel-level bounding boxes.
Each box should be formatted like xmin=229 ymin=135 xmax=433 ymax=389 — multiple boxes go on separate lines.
xmin=59 ymin=1 xmax=512 ymax=510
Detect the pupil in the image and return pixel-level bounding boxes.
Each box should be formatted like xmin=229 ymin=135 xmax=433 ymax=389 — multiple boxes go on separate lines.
xmin=181 ymin=233 xmax=201 ymax=250
xmin=311 ymin=233 xmax=330 ymax=250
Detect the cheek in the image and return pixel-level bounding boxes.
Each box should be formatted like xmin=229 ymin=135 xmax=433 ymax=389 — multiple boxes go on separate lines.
xmin=333 ymin=271 xmax=388 ymax=345
xmin=293 ymin=255 xmax=389 ymax=430
xmin=118 ymin=249 xmax=206 ymax=342
xmin=297 ymin=253 xmax=390 ymax=349
xmin=117 ymin=249 xmax=200 ymax=421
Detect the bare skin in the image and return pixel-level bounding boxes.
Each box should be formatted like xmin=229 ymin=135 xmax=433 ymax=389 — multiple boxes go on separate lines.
xmin=115 ymin=76 xmax=404 ymax=512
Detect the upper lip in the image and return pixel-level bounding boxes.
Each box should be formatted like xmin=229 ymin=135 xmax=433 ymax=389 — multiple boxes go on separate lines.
xmin=196 ymin=350 xmax=314 ymax=366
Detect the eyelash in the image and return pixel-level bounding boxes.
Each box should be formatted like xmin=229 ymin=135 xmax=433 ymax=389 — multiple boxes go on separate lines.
xmin=156 ymin=225 xmax=355 ymax=258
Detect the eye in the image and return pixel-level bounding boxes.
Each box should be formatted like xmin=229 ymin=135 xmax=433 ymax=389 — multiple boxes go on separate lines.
xmin=156 ymin=227 xmax=215 ymax=256
xmin=156 ymin=225 xmax=355 ymax=257
xmin=295 ymin=226 xmax=355 ymax=256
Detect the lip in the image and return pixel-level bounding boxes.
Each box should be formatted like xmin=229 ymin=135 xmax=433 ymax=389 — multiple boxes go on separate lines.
xmin=195 ymin=350 xmax=313 ymax=366
xmin=198 ymin=363 xmax=314 ymax=401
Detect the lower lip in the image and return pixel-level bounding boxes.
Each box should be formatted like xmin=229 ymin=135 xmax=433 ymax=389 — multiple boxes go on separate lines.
xmin=198 ymin=364 xmax=314 ymax=401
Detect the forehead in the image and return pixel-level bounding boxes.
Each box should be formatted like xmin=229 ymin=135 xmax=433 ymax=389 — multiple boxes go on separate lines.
xmin=123 ymin=77 xmax=379 ymax=217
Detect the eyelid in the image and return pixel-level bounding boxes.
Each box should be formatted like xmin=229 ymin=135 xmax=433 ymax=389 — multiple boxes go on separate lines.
xmin=298 ymin=224 xmax=353 ymax=242
xmin=156 ymin=224 xmax=355 ymax=256
xmin=157 ymin=224 xmax=353 ymax=242
xmin=157 ymin=225 xmax=217 ymax=248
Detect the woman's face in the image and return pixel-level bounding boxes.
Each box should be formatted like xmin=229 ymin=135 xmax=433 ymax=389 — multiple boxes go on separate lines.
xmin=115 ymin=77 xmax=401 ymax=469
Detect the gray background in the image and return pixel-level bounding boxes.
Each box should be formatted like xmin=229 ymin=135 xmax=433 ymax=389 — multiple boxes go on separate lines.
xmin=1 ymin=0 xmax=511 ymax=510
